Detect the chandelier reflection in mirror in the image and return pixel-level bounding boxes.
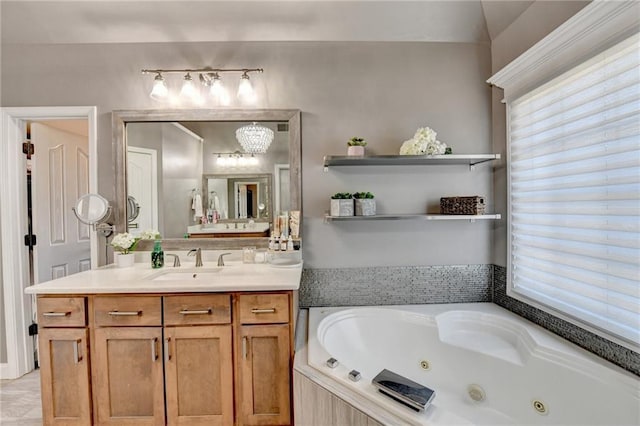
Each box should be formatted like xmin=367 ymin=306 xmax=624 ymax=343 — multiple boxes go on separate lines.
xmin=235 ymin=122 xmax=274 ymax=154
xmin=142 ymin=68 xmax=263 ymax=105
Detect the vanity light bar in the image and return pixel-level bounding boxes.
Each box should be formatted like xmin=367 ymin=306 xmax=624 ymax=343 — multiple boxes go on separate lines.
xmin=141 ymin=68 xmax=263 ymax=104
xmin=215 ymin=152 xmax=259 ymax=167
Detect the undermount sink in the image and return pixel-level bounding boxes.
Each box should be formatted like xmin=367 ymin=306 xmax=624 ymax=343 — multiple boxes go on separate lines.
xmin=150 ymin=268 xmax=223 ymax=281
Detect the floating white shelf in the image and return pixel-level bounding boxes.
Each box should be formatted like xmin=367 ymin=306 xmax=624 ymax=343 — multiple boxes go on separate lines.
xmin=323 ymin=154 xmax=500 ymax=171
xmin=324 ymin=213 xmax=502 ymax=223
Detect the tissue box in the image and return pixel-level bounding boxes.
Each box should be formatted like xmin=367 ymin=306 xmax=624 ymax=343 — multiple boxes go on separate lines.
xmin=440 ymin=196 xmax=485 ymax=215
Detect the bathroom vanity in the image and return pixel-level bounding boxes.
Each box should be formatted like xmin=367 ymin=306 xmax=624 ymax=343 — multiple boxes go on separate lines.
xmin=26 ymin=260 xmax=301 ymax=426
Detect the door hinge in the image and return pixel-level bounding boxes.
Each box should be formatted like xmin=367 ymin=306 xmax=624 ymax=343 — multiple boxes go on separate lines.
xmin=24 ymin=234 xmax=37 ymax=247
xmin=22 ymin=141 xmax=34 ymax=157
xmin=28 ymin=323 xmax=38 ymax=336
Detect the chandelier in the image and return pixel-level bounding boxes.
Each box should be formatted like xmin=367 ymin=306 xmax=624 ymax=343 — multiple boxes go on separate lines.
xmin=235 ymin=123 xmax=274 ymax=154
xmin=141 ymin=67 xmax=263 ymax=105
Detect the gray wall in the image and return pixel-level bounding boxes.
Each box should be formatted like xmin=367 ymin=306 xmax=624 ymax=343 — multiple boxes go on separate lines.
xmin=1 ymin=41 xmax=492 ymax=268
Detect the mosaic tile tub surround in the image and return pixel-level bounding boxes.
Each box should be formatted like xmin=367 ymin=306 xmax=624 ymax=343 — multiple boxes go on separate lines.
xmin=299 ymin=264 xmax=638 ymax=375
xmin=299 ymin=264 xmax=492 ymax=307
xmin=492 ymin=265 xmax=639 ymax=376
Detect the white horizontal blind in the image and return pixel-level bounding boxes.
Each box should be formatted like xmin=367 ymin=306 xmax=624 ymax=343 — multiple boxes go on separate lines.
xmin=509 ymin=33 xmax=640 ymax=346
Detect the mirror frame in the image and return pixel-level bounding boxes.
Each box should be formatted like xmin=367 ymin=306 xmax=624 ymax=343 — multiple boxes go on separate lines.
xmin=113 ymin=109 xmax=301 ymax=250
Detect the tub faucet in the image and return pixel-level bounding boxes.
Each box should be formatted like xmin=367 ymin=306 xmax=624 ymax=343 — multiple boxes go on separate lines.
xmin=187 ymin=248 xmax=203 ymax=267
xmin=165 ymin=253 xmax=180 ymax=267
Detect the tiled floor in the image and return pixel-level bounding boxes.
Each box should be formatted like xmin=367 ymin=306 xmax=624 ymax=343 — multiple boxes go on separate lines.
xmin=0 ymin=370 xmax=42 ymax=425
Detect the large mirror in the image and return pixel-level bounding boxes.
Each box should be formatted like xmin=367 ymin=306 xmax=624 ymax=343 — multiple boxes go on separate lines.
xmin=113 ymin=110 xmax=301 ymax=250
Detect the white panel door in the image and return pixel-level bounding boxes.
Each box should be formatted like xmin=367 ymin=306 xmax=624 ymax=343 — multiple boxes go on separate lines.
xmin=31 ymin=122 xmax=90 ymax=283
xmin=127 ymin=147 xmax=158 ymax=236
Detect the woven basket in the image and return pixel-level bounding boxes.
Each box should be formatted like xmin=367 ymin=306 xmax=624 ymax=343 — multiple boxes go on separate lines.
xmin=440 ymin=196 xmax=485 ymax=215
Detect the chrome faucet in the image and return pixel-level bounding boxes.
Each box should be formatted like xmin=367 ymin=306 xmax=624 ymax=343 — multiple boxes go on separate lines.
xmin=217 ymin=252 xmax=232 ymax=267
xmin=187 ymin=248 xmax=203 ymax=267
xmin=166 ymin=253 xmax=180 ymax=267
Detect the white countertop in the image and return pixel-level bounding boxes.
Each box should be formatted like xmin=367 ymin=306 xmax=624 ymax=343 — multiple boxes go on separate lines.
xmin=25 ymin=258 xmax=302 ymax=295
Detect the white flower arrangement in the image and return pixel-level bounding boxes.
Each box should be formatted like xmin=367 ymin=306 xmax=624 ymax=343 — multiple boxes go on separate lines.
xmin=139 ymin=229 xmax=161 ymax=240
xmin=111 ymin=229 xmax=160 ymax=254
xmin=399 ymin=126 xmax=449 ymax=155
xmin=110 ymin=233 xmax=137 ymax=254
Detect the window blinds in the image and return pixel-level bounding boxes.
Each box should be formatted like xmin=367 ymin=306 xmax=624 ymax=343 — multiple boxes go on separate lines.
xmin=508 ymin=33 xmax=640 ymax=346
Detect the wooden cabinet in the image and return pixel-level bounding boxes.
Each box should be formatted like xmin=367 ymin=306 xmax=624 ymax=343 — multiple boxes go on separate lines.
xmin=37 ymin=297 xmax=92 ymax=425
xmin=39 ymin=327 xmax=92 ymax=425
xmin=164 ymin=326 xmax=234 ymax=425
xmin=237 ymin=293 xmax=292 ymax=426
xmin=238 ymin=324 xmax=291 ymax=425
xmin=38 ymin=291 xmax=293 ymax=426
xmin=164 ymin=294 xmax=234 ymax=426
xmin=93 ymin=327 xmax=165 ymax=425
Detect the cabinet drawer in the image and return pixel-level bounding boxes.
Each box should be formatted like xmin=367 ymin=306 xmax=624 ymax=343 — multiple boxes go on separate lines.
xmin=94 ymin=296 xmax=161 ymax=326
xmin=238 ymin=293 xmax=289 ymax=324
xmin=37 ymin=297 xmax=86 ymax=327
xmin=164 ymin=294 xmax=231 ymax=325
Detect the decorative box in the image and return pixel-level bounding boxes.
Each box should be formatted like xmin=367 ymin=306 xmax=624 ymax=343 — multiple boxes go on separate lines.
xmin=440 ymin=196 xmax=485 ymax=215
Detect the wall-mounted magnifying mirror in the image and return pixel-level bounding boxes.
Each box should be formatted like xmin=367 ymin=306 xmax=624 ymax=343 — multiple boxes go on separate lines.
xmin=127 ymin=195 xmax=140 ymax=223
xmin=72 ymin=193 xmax=114 ymax=236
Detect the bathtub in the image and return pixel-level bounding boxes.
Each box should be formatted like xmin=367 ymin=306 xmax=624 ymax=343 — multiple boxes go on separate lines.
xmin=305 ymin=303 xmax=639 ymax=426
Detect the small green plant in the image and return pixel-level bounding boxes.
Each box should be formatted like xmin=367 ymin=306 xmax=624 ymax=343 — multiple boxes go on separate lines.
xmin=331 ymin=192 xmax=353 ymax=199
xmin=444 ymin=147 xmax=453 ymax=155
xmin=347 ymin=137 xmax=367 ymax=147
xmin=353 ymin=192 xmax=374 ymax=199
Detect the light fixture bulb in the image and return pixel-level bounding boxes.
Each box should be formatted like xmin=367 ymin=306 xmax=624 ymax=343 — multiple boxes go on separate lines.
xmin=216 ymin=154 xmax=226 ymax=166
xmin=180 ymin=73 xmax=199 ymax=102
xmin=237 ymin=72 xmax=256 ymax=103
xmin=150 ymin=73 xmax=168 ymax=100
xmin=227 ymin=154 xmax=237 ymax=167
xmin=208 ymin=73 xmax=230 ymax=106
xmin=248 ymin=154 xmax=259 ymax=166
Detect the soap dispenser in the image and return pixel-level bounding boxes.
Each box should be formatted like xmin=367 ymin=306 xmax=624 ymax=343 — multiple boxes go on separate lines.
xmin=151 ymin=240 xmax=164 ymax=268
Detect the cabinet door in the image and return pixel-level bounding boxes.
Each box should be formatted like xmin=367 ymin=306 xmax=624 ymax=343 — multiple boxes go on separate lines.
xmin=238 ymin=324 xmax=291 ymax=426
xmin=164 ymin=325 xmax=234 ymax=426
xmin=39 ymin=328 xmax=91 ymax=425
xmin=93 ymin=327 xmax=164 ymax=425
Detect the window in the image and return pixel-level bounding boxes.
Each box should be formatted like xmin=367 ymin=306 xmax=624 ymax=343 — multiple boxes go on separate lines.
xmin=508 ymin=33 xmax=640 ymax=348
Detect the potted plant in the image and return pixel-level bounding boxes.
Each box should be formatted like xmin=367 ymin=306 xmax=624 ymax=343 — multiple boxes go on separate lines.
xmin=353 ymin=192 xmax=376 ymax=216
xmin=110 ymin=229 xmax=160 ymax=268
xmin=110 ymin=232 xmax=138 ymax=267
xmin=347 ymin=137 xmax=367 ymax=156
xmin=330 ymin=192 xmax=354 ymax=216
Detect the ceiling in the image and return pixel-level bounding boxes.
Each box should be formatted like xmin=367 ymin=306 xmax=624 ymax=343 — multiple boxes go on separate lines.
xmin=0 ymin=1 xmax=534 ymax=45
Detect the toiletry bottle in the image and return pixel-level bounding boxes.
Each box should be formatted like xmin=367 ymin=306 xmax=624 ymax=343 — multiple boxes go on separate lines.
xmin=280 ymin=234 xmax=288 ymax=251
xmin=273 ymin=235 xmax=280 ymax=251
xmin=287 ymin=235 xmax=294 ymax=251
xmin=151 ymin=240 xmax=164 ymax=268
